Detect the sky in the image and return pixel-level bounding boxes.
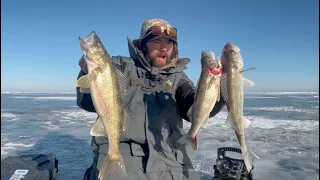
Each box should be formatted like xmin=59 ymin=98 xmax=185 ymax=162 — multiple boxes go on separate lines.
xmin=1 ymin=0 xmax=319 ymax=92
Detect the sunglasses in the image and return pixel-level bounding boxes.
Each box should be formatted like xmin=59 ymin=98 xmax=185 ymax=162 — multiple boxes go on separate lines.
xmin=145 ymin=26 xmax=177 ymax=38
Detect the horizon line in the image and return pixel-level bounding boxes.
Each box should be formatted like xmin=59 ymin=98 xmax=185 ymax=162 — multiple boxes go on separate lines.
xmin=1 ymin=91 xmax=319 ymax=94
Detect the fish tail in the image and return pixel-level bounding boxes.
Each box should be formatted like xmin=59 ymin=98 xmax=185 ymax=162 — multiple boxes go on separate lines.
xmin=236 ymin=136 xmax=252 ymax=172
xmin=98 ymin=154 xmax=127 ymax=180
xmin=241 ymin=147 xmax=253 ymax=173
xmin=242 ymin=116 xmax=252 ymax=129
xmin=177 ymin=133 xmax=198 ymax=150
xmin=236 ymin=132 xmax=257 ymax=173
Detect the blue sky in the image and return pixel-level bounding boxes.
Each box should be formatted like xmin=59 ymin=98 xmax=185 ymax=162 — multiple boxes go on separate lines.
xmin=1 ymin=0 xmax=319 ymax=92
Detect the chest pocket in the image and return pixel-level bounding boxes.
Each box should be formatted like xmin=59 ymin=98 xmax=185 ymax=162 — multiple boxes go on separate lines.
xmin=129 ymin=66 xmax=178 ymax=100
xmin=115 ymin=57 xmax=184 ymax=145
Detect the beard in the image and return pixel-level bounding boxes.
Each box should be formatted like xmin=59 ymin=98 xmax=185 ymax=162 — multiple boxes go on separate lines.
xmin=147 ymin=51 xmax=175 ymax=68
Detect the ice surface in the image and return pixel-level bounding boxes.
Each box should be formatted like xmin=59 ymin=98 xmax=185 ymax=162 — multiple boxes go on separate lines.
xmin=1 ymin=92 xmax=318 ymax=180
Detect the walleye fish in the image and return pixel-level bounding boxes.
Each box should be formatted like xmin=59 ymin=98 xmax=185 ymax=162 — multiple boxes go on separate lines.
xmin=75 ymin=31 xmax=127 ymax=180
xmin=178 ymin=51 xmax=223 ymax=150
xmin=220 ymin=42 xmax=255 ymax=172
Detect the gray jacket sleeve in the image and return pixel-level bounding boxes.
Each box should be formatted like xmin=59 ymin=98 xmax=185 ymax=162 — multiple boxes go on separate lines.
xmin=175 ymin=72 xmax=226 ymax=122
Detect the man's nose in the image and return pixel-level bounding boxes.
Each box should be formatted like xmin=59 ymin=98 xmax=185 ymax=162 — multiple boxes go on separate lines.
xmin=160 ymin=43 xmax=167 ymax=52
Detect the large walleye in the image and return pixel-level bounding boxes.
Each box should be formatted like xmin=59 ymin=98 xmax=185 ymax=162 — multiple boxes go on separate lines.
xmin=178 ymin=51 xmax=223 ymax=149
xmin=220 ymin=42 xmax=255 ymax=172
xmin=75 ymin=31 xmax=127 ymax=180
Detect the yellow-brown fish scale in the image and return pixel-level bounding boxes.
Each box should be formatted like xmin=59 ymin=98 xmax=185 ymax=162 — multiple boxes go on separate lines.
xmin=189 ymin=72 xmax=220 ymax=137
xmin=88 ymin=48 xmax=123 ymax=156
xmin=225 ymin=49 xmax=252 ymax=171
xmin=226 ymin=51 xmax=244 ymax=135
xmin=88 ymin=45 xmax=107 ymax=66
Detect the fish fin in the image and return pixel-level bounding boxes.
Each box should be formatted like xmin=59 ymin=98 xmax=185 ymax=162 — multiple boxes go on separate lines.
xmin=79 ymin=88 xmax=91 ymax=94
xmin=90 ymin=117 xmax=106 ymax=137
xmin=226 ymin=112 xmax=236 ymax=130
xmin=98 ymin=154 xmax=127 ymax=180
xmin=243 ymin=116 xmax=252 ymax=129
xmin=226 ymin=113 xmax=251 ymax=130
xmin=240 ymin=67 xmax=256 ymax=73
xmin=201 ymin=116 xmax=210 ymax=128
xmin=116 ymin=67 xmax=129 ymax=101
xmin=177 ymin=134 xmax=197 ymax=150
xmin=243 ymin=77 xmax=255 ymax=87
xmin=220 ymin=73 xmax=228 ymax=103
xmin=75 ymin=75 xmax=90 ymax=88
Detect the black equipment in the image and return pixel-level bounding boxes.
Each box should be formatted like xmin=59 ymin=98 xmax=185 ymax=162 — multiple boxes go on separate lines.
xmin=1 ymin=153 xmax=58 ymax=180
xmin=212 ymin=147 xmax=253 ymax=180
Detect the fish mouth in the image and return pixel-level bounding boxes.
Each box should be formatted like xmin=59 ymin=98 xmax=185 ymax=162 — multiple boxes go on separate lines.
xmin=79 ymin=31 xmax=104 ymax=57
xmin=208 ymin=64 xmax=223 ymax=76
xmin=82 ymin=31 xmax=97 ymax=47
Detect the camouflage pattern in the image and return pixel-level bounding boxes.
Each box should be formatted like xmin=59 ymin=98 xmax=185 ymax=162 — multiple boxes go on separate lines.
xmin=139 ymin=19 xmax=173 ymax=39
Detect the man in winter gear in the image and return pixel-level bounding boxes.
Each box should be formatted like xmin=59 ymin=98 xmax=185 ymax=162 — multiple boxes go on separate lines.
xmin=77 ymin=18 xmax=226 ymax=180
